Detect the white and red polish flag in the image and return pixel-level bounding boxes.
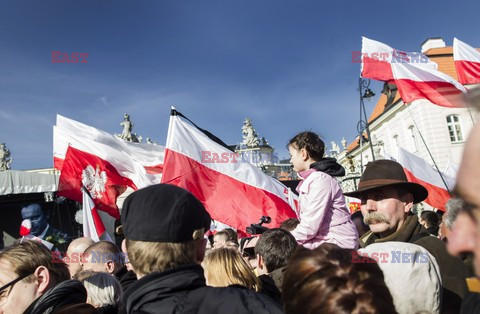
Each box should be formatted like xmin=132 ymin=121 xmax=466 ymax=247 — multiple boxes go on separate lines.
xmin=391 ymin=61 xmax=466 ymax=108
xmin=453 ymin=38 xmax=480 ymax=85
xmin=19 ymin=219 xmax=32 ymax=236
xmin=58 ymin=146 xmax=137 ymax=219
xmin=82 ymin=187 xmax=112 ymax=242
xmin=390 ymin=147 xmax=455 ymax=211
xmin=361 ymin=37 xmax=438 ymax=82
xmin=161 ymin=108 xmax=298 ymax=233
xmin=54 ymin=115 xmax=164 ymax=186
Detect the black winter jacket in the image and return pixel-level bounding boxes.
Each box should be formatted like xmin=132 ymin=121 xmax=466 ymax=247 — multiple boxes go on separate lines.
xmin=23 ymin=280 xmax=97 ymax=314
xmin=124 ymin=264 xmax=283 ymax=314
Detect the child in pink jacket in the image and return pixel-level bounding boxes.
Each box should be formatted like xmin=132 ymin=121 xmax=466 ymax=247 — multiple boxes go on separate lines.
xmin=288 ymin=131 xmax=358 ymax=249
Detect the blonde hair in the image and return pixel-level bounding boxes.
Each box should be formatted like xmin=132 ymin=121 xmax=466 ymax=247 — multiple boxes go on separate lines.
xmin=75 ymin=270 xmax=123 ymax=308
xmin=126 ymin=239 xmax=200 ymax=277
xmin=203 ymin=248 xmax=260 ymax=291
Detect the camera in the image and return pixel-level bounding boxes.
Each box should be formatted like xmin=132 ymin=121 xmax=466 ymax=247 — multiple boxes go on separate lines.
xmin=246 ymin=216 xmax=272 ymax=235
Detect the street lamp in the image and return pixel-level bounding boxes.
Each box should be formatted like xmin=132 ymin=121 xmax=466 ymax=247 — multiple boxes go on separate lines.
xmin=357 ymin=78 xmax=376 ymax=162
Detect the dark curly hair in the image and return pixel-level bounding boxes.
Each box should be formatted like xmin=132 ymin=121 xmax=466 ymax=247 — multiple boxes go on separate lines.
xmin=283 ymin=244 xmax=397 ymax=314
xmin=288 ymin=131 xmax=325 ymax=161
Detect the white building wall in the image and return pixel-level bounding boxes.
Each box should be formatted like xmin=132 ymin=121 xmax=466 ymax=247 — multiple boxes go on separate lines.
xmin=340 ymin=97 xmax=478 ymax=198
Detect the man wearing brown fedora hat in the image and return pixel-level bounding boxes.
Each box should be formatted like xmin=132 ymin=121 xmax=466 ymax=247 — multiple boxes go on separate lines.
xmin=345 ymin=159 xmax=469 ymax=314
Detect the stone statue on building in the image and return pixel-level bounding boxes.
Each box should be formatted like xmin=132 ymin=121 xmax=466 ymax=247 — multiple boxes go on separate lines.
xmin=117 ymin=114 xmax=142 ymax=143
xmin=341 ymin=137 xmax=347 ymax=150
xmin=374 ymin=140 xmax=384 ymax=158
xmin=241 ymin=118 xmax=260 ymax=147
xmin=0 ymin=143 xmax=12 ymax=171
xmin=345 ymin=155 xmax=358 ymax=173
xmin=120 ymin=113 xmax=133 ymax=141
xmin=146 ymin=138 xmax=158 ymax=145
xmin=339 ymin=155 xmax=362 ymax=194
xmin=330 ymin=141 xmax=340 ymax=155
xmin=260 ymin=137 xmax=270 ymax=147
xmin=132 ymin=133 xmax=142 ymax=143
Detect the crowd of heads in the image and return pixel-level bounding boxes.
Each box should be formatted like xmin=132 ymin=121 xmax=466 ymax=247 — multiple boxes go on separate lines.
xmin=1 ymin=172 xmax=478 ymax=313
xmin=0 ymin=183 xmax=395 ymax=313
xmin=1 ymin=89 xmax=480 ymax=313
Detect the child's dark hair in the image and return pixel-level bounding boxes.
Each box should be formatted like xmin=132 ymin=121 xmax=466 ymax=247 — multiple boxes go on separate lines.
xmin=288 ymin=131 xmax=325 ymax=161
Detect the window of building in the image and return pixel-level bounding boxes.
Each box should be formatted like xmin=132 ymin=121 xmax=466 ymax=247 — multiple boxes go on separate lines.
xmin=446 ymin=115 xmax=464 ymax=143
xmin=408 ymin=126 xmax=418 ymax=152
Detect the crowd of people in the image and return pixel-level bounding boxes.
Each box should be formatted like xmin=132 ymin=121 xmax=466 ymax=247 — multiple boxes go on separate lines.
xmin=1 ymin=95 xmax=480 ymax=313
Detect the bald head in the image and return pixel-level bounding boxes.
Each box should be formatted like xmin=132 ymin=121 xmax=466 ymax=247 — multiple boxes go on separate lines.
xmin=65 ymin=237 xmax=95 ymax=278
xmin=82 ymin=241 xmax=123 ymax=275
xmin=68 ymin=237 xmax=95 ymax=255
xmin=84 ymin=241 xmax=121 ymax=256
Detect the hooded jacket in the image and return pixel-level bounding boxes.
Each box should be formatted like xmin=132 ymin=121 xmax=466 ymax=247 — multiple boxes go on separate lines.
xmin=119 ymin=269 xmax=138 ymax=292
xmin=360 ymin=214 xmax=469 ymax=314
xmin=290 ymin=158 xmax=358 ymax=249
xmin=123 ymin=263 xmax=283 ymax=314
xmin=309 ymin=158 xmax=345 ymax=177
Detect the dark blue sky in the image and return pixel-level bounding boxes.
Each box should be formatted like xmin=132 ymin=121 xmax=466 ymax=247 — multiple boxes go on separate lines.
xmin=1 ymin=0 xmax=479 ymax=169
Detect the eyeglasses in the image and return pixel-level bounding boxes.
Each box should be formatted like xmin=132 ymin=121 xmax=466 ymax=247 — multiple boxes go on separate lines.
xmin=0 ymin=273 xmax=32 ymax=302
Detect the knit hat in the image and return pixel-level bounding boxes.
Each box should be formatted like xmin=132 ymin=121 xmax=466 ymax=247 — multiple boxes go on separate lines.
xmin=121 ymin=184 xmax=211 ymax=242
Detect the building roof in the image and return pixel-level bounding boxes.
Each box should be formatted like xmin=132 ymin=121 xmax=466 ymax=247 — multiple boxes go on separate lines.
xmin=0 ymin=170 xmax=58 ymax=196
xmin=347 ymin=44 xmax=464 ymax=153
xmin=426 ymin=47 xmax=458 ymax=80
xmin=367 ymin=92 xmax=402 ymax=124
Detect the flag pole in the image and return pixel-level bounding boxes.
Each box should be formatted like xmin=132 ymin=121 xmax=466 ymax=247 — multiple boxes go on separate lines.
xmin=467 ymin=106 xmax=476 ymax=125
xmin=358 ymin=78 xmax=376 ymax=161
xmin=405 ymin=103 xmax=452 ymax=194
xmin=81 ymin=185 xmax=93 ymax=200
xmin=81 ymin=185 xmax=111 ymax=242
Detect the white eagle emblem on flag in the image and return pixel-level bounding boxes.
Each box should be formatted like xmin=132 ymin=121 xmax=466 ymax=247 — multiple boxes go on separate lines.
xmin=82 ymin=165 xmax=107 ymax=199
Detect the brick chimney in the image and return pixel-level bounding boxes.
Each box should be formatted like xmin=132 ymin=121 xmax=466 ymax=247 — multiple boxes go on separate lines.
xmin=421 ymin=37 xmax=446 ymax=53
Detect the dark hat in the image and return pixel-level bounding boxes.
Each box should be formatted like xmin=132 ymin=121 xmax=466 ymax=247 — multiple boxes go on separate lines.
xmin=121 ymin=184 xmax=211 ymax=242
xmin=343 ymin=159 xmax=428 ymax=204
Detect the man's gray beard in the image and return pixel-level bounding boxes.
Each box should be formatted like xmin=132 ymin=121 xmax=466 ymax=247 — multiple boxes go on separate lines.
xmin=364 ymin=212 xmax=390 ymax=225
